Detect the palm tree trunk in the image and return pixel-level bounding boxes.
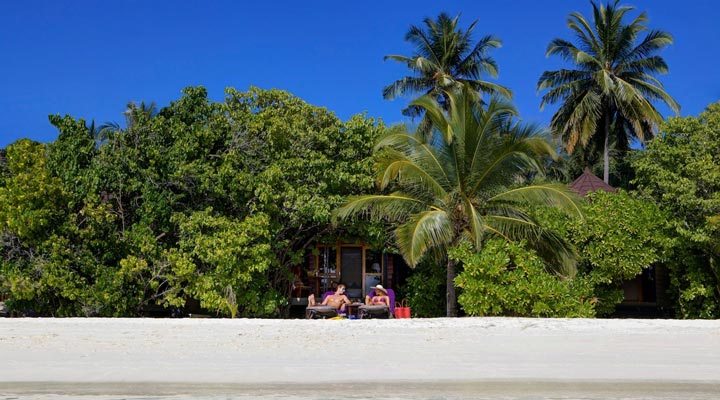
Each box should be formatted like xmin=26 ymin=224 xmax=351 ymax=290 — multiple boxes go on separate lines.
xmin=603 ymin=112 xmax=610 ymax=184
xmin=446 ymin=257 xmax=457 ymax=317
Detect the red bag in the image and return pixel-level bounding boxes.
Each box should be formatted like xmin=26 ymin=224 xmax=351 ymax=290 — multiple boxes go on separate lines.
xmin=394 ymin=299 xmax=411 ymax=319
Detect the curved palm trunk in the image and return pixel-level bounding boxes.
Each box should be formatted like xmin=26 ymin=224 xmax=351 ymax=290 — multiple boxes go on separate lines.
xmin=446 ymin=258 xmax=457 ymax=317
xmin=603 ymin=112 xmax=610 ymax=184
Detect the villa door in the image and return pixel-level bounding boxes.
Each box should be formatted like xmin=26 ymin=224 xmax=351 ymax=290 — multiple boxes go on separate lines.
xmin=341 ymin=246 xmax=363 ymax=299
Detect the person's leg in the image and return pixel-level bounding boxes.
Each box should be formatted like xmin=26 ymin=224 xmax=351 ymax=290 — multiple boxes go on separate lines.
xmin=308 ymin=293 xmax=316 ymax=306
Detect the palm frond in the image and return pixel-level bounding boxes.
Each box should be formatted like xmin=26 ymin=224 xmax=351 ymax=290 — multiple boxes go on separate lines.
xmin=617 ymin=56 xmax=669 ymax=75
xmin=411 ymin=93 xmax=451 ymax=143
xmin=624 ymin=30 xmax=673 ymax=62
xmin=552 ymin=88 xmax=602 ymax=152
xmin=567 ymin=11 xmax=601 ymax=54
xmin=538 ymin=69 xmax=592 ymax=91
xmin=376 ymin=128 xmax=450 ymax=164
xmin=457 ymin=34 xmax=502 ymax=78
xmin=377 ymin=156 xmax=449 ymax=198
xmin=463 ymin=79 xmax=512 ymax=99
xmin=467 ymin=135 xmax=554 ymax=195
xmin=384 ymin=54 xmax=415 ymax=65
xmin=405 ymin=24 xmax=441 ymax=63
xmin=489 ymin=184 xmax=583 ymax=218
xmin=383 ymin=77 xmax=431 ymax=100
xmin=625 ymin=77 xmax=680 ymax=113
xmin=333 ymin=193 xmax=424 ymax=224
xmin=395 ymin=210 xmax=454 ymax=266
xmin=482 ymin=212 xmax=577 ymax=277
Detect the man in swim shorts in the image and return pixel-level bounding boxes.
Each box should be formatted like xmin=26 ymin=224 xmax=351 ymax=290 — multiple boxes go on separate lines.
xmin=308 ymin=283 xmax=352 ymax=312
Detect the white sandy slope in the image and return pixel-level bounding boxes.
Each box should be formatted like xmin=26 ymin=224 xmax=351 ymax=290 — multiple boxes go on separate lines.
xmin=0 ymin=318 xmax=719 ymax=385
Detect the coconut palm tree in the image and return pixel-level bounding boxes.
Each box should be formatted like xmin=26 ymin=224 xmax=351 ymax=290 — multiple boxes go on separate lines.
xmin=384 ymin=13 xmax=511 ymax=136
xmin=538 ymin=0 xmax=679 ymax=183
xmin=335 ymin=86 xmax=582 ymax=317
xmin=99 ymin=101 xmax=158 ymax=136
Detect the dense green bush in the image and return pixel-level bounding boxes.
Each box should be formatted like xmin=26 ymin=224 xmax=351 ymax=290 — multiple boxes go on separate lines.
xmin=454 ymin=240 xmax=595 ymax=318
xmin=632 ymin=103 xmax=720 ymax=318
xmin=0 ymin=87 xmax=384 ymax=317
xmin=532 ymin=190 xmax=675 ymax=315
xmin=401 ymin=255 xmax=446 ymax=318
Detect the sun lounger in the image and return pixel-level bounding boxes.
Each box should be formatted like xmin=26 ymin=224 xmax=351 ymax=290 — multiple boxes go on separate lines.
xmin=305 ymin=290 xmax=342 ymax=319
xmin=358 ymin=304 xmax=391 ymax=319
xmin=358 ymin=287 xmax=395 ymax=319
xmin=305 ymin=305 xmax=339 ymax=319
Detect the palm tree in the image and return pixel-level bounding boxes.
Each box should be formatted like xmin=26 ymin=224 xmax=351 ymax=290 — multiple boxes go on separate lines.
xmin=384 ymin=13 xmax=511 ymax=135
xmin=335 ymin=86 xmax=582 ymax=317
xmin=100 ymin=101 xmax=158 ymax=135
xmin=123 ymin=101 xmax=157 ymax=128
xmin=538 ymin=0 xmax=679 ymax=183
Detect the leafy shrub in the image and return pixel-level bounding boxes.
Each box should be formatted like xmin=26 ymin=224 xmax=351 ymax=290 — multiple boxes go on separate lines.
xmin=632 ymin=104 xmax=720 ymax=318
xmin=402 ymin=256 xmax=446 ymax=318
xmin=532 ymin=190 xmax=675 ymax=316
xmin=454 ymin=240 xmax=595 ymax=317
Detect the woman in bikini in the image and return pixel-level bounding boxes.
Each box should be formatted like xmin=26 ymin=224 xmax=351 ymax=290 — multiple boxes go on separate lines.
xmin=365 ymin=284 xmax=389 ymax=307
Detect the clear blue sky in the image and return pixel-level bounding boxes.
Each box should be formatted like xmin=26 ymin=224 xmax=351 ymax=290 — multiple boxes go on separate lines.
xmin=1 ymin=0 xmax=718 ymax=147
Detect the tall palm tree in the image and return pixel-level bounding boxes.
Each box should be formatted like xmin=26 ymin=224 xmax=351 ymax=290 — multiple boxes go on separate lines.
xmin=538 ymin=0 xmax=679 ymax=183
xmin=100 ymin=101 xmax=158 ymax=135
xmin=335 ymin=86 xmax=582 ymax=317
xmin=384 ymin=13 xmax=511 ymax=136
xmin=124 ymin=101 xmax=157 ymax=128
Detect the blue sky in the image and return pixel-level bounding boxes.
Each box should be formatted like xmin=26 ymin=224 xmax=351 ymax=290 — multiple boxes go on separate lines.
xmin=1 ymin=0 xmax=718 ymax=147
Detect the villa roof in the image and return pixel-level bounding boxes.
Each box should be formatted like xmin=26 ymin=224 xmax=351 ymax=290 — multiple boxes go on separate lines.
xmin=569 ymin=168 xmax=617 ymax=197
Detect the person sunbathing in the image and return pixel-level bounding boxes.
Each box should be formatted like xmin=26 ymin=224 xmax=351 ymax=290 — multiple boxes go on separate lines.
xmin=308 ymin=283 xmax=351 ymax=312
xmin=365 ymin=284 xmax=390 ymax=307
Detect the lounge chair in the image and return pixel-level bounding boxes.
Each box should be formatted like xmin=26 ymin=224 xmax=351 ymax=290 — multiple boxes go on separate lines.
xmin=305 ymin=291 xmax=341 ymax=319
xmin=305 ymin=305 xmax=340 ymax=319
xmin=358 ymin=287 xmax=395 ymax=319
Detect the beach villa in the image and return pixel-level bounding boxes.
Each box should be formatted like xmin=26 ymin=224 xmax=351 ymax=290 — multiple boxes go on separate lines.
xmin=290 ymin=243 xmax=410 ymax=308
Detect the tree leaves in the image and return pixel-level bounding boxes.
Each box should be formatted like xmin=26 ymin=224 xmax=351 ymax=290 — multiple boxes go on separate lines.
xmin=0 ymin=87 xmax=384 ymax=317
xmin=538 ymin=0 xmax=679 ymax=183
xmin=633 ymin=103 xmax=720 ymax=317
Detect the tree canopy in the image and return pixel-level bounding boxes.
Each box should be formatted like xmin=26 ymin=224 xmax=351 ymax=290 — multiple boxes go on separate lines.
xmin=632 ymin=102 xmax=720 ymax=317
xmin=0 ymin=87 xmax=384 ymax=317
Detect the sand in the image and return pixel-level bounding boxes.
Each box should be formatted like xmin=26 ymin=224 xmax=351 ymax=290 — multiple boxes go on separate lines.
xmin=1 ymin=317 xmax=719 ymax=387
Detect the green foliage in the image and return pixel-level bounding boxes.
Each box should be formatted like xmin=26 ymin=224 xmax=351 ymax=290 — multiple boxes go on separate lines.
xmin=532 ymin=189 xmax=675 ymax=315
xmin=1 ymin=74 xmax=713 ymax=321
xmin=0 ymin=86 xmax=383 ymax=317
xmin=336 ymin=86 xmax=582 ymax=316
xmin=402 ymin=256 xmax=446 ymax=318
xmin=163 ymin=210 xmax=276 ymax=317
xmin=578 ymin=190 xmax=675 ymax=283
xmin=48 ymin=115 xmax=97 ymax=206
xmin=454 ymin=240 xmax=595 ymax=317
xmin=632 ymin=103 xmax=720 ymax=317
xmin=0 ymin=140 xmax=66 ymax=242
xmin=384 ymin=12 xmax=510 ymax=125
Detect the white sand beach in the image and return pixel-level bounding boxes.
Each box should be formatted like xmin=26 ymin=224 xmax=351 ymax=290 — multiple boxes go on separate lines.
xmin=1 ymin=317 xmax=719 ymax=384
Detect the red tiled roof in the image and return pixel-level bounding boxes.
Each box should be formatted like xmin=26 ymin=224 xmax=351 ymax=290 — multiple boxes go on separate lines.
xmin=569 ymin=167 xmax=617 ymax=197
